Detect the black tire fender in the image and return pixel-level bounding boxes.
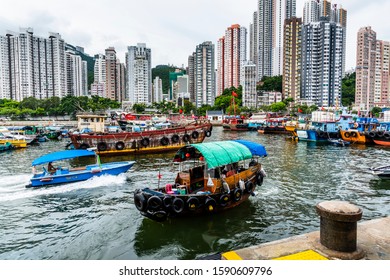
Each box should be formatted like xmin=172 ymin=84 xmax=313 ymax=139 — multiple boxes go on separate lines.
xmin=160 ymin=137 xmax=169 ymax=146
xmin=205 ymin=197 xmax=217 ymax=212
xmin=134 ymin=193 xmax=147 ymax=212
xmin=191 ymin=131 xmax=199 ymax=139
xmin=219 ymin=194 xmax=230 ymax=207
xmin=171 ymin=134 xmax=180 ymax=143
xmin=97 ymin=141 xmax=108 ymax=151
xmin=115 ymin=141 xmax=125 ymax=150
xmin=162 ymin=195 xmax=173 ymax=208
xmin=182 ymin=134 xmax=190 ymax=142
xmin=147 ymin=196 xmax=162 ymax=211
xmin=232 ymin=188 xmax=242 ymax=202
xmin=140 ymin=138 xmax=150 ymax=147
xmin=187 ymin=197 xmax=200 ymax=211
xmin=171 ymin=197 xmax=185 ymax=214
xmin=245 ymin=181 xmax=255 ymax=193
xmin=205 ymin=130 xmax=212 ymax=137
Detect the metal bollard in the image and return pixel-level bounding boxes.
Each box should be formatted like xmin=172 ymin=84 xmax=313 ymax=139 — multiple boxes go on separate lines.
xmin=316 ymin=200 xmax=362 ymax=252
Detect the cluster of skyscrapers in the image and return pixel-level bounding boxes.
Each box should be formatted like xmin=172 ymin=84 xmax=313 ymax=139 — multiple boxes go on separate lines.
xmin=1 ymin=0 xmax=389 ymax=111
xmin=0 ymin=28 xmax=87 ymax=101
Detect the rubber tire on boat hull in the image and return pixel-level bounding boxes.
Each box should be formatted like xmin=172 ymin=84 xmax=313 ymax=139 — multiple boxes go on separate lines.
xmin=134 ymin=193 xmax=147 ymax=212
xmin=205 ymin=130 xmax=212 ymax=137
xmin=171 ymin=197 xmax=185 ymax=214
xmin=344 ymin=132 xmax=351 ymax=138
xmin=171 ymin=134 xmax=180 ymax=143
xmin=97 ymin=141 xmax=108 ymax=151
xmin=205 ymin=198 xmax=217 ymax=212
xmin=115 ymin=141 xmax=125 ymax=150
xmin=219 ymin=194 xmax=230 ymax=207
xmin=187 ymin=197 xmax=200 ymax=211
xmin=232 ymin=188 xmax=242 ymax=202
xmin=160 ymin=137 xmax=169 ymax=146
xmin=191 ymin=131 xmax=199 ymax=139
xmin=183 ymin=134 xmax=191 ymax=142
xmin=140 ymin=138 xmax=150 ymax=147
xmin=147 ymin=196 xmax=163 ymax=211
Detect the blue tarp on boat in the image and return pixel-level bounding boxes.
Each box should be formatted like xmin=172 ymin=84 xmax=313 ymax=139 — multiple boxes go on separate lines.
xmin=233 ymin=140 xmax=267 ymax=157
xmin=32 ymin=150 xmax=96 ymax=166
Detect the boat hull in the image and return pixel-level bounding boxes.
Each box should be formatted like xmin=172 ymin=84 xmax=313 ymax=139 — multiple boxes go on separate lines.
xmin=296 ymin=130 xmax=329 ymax=142
xmin=134 ymin=164 xmax=264 ymax=222
xmin=28 ymin=161 xmax=135 ymax=188
xmin=373 ymin=139 xmax=390 ymax=146
xmin=340 ymin=130 xmax=373 ymax=144
xmin=69 ymin=120 xmax=212 ymax=155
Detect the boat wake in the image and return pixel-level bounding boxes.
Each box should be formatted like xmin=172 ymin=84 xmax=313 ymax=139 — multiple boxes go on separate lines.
xmin=0 ymin=173 xmax=128 ymax=202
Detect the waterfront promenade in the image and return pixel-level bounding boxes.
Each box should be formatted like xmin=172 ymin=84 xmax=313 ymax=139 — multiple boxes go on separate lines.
xmin=222 ymin=215 xmax=390 ymax=260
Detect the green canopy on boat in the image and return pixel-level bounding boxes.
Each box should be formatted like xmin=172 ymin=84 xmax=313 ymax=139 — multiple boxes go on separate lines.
xmin=190 ymin=141 xmax=253 ymax=169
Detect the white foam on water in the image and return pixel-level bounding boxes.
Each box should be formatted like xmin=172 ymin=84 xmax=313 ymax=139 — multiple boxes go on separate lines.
xmin=0 ymin=173 xmax=128 ymax=202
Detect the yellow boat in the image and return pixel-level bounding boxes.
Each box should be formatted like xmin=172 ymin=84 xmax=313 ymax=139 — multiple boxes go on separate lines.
xmin=0 ymin=139 xmax=27 ymax=148
xmin=339 ymin=130 xmax=374 ymax=144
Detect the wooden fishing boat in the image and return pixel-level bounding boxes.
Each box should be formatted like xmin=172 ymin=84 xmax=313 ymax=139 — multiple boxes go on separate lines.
xmin=68 ymin=119 xmax=212 ymax=156
xmin=133 ymin=140 xmax=267 ymax=222
xmin=27 ymin=149 xmax=135 ymax=188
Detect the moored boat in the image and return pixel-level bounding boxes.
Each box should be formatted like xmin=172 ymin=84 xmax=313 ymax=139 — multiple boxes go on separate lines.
xmin=27 ymin=149 xmax=135 ymax=188
xmin=371 ymin=165 xmax=390 ymax=179
xmin=0 ymin=142 xmax=14 ymax=152
xmin=133 ymin=140 xmax=267 ymax=222
xmin=69 ymin=119 xmax=212 ymax=155
xmin=340 ymin=116 xmax=379 ymax=144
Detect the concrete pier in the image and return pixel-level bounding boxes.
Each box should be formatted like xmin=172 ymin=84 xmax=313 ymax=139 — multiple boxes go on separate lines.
xmin=221 ymin=216 xmax=390 ymax=260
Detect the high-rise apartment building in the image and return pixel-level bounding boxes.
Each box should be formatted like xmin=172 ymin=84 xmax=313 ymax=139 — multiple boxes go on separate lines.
xmin=187 ymin=54 xmax=195 ymax=103
xmin=91 ymin=54 xmax=106 ymax=97
xmin=301 ymin=18 xmax=344 ymax=107
xmin=153 ymin=76 xmax=163 ymax=103
xmin=66 ymin=50 xmax=86 ymax=96
xmin=283 ymin=17 xmax=302 ymax=102
xmin=116 ymin=61 xmax=126 ymax=103
xmin=192 ymin=41 xmax=215 ymax=108
xmin=126 ymin=43 xmax=152 ymax=105
xmin=242 ymin=61 xmax=258 ymax=108
xmin=217 ymin=24 xmax=247 ymax=95
xmin=256 ymin=0 xmax=296 ymax=79
xmin=355 ymin=27 xmax=390 ymax=111
xmin=105 ymin=47 xmax=118 ymax=101
xmin=0 ymin=28 xmax=67 ymax=101
xmin=249 ymin=12 xmax=258 ymax=70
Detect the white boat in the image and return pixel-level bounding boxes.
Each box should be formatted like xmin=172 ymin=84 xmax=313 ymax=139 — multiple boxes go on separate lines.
xmin=371 ymin=165 xmax=390 ymax=179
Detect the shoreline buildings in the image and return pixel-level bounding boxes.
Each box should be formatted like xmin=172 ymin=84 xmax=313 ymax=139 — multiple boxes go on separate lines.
xmin=355 ymin=26 xmax=390 ymax=112
xmin=126 ymin=43 xmax=152 ymax=106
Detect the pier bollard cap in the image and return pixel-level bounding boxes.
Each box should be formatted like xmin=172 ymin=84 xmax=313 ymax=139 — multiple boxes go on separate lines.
xmin=316 ymin=200 xmax=362 ymax=222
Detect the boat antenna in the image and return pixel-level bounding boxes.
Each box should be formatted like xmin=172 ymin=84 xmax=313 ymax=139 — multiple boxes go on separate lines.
xmin=157 ymin=159 xmax=163 ymax=191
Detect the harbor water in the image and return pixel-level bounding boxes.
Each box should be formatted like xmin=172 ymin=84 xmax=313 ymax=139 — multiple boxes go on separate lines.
xmin=0 ymin=126 xmax=389 ymax=260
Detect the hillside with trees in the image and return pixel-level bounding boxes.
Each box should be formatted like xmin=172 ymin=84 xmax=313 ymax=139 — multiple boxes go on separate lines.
xmin=152 ymin=65 xmax=186 ymax=95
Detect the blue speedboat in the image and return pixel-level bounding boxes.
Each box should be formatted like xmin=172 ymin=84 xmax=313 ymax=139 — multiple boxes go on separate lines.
xmin=27 ymin=149 xmax=135 ymax=188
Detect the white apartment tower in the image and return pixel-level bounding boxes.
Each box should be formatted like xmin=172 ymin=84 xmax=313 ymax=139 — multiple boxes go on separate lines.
xmin=256 ymin=0 xmax=296 ymax=79
xmin=91 ymin=54 xmax=106 ymax=97
xmin=0 ymin=28 xmax=66 ymax=101
xmin=153 ymin=76 xmax=163 ymax=103
xmin=126 ymin=43 xmax=152 ymax=105
xmin=66 ymin=50 xmax=85 ymax=96
xmin=194 ymin=41 xmax=215 ymax=108
xmin=355 ymin=27 xmax=390 ymax=111
xmin=242 ymin=61 xmax=258 ymax=109
xmin=301 ymin=18 xmax=344 ymax=107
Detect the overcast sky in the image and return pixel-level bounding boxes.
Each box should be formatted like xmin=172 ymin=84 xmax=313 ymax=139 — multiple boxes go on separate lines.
xmin=0 ymin=0 xmax=389 ymax=71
